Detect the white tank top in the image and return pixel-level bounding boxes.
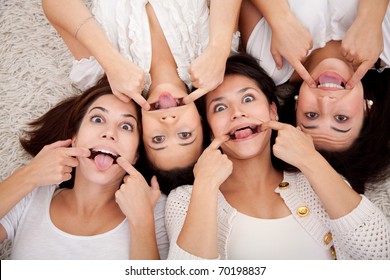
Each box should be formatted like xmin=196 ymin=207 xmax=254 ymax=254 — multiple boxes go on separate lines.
xmin=227 ymin=212 xmax=333 ymax=260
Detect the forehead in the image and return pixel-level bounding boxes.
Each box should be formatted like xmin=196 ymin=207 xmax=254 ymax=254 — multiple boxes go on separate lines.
xmin=146 ymin=141 xmax=203 ymax=171
xmin=207 ymin=75 xmax=260 ymax=101
xmin=89 ymin=95 xmax=138 ymax=115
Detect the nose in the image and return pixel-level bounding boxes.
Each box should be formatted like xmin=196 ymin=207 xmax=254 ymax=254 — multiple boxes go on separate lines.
xmin=160 ymin=114 xmax=178 ymax=123
xmin=101 ymin=127 xmax=117 ymax=141
xmin=231 ymin=105 xmax=248 ymax=120
xmin=318 ymin=95 xmax=336 ymax=112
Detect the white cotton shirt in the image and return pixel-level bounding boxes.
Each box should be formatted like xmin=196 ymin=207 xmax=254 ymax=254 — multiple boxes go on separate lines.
xmin=246 ymin=0 xmax=390 ymax=85
xmin=0 ymin=185 xmax=169 ymax=260
xmin=227 ymin=212 xmax=333 ymax=260
xmin=70 ymin=0 xmax=240 ymax=94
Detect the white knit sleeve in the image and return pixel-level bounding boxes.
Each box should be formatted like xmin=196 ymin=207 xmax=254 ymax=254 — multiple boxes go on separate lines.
xmin=330 ymin=195 xmax=390 ymax=259
xmin=153 ymin=194 xmax=169 ymax=260
xmin=165 ymin=186 xmax=218 ymax=260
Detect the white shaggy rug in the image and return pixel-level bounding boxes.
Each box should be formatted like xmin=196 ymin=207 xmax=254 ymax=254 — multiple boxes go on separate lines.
xmin=0 ymin=0 xmax=389 ymax=260
xmin=0 ymin=0 xmax=85 ymax=259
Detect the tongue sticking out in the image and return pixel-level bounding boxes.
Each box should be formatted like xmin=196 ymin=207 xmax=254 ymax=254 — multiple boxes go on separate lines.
xmin=234 ymin=128 xmax=254 ymax=139
xmin=94 ymin=154 xmax=114 ymax=171
xmin=158 ymin=92 xmax=178 ymax=109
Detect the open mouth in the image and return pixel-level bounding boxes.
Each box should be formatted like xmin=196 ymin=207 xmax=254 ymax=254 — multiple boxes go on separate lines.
xmin=229 ymin=125 xmax=260 ymax=140
xmin=317 ymin=72 xmax=346 ymax=89
xmin=89 ymin=148 xmax=119 ymax=164
xmin=149 ymin=92 xmax=185 ymax=111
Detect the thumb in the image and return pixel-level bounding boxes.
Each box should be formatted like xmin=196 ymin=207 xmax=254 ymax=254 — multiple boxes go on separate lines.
xmin=272 ymin=51 xmax=283 ymax=70
xmin=45 ymin=139 xmax=72 ymax=150
xmin=150 ymin=175 xmax=160 ymax=191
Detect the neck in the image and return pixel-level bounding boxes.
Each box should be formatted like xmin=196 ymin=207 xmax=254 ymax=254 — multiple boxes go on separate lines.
xmin=68 ymin=173 xmax=121 ymax=215
xmin=221 ymin=154 xmax=283 ymax=194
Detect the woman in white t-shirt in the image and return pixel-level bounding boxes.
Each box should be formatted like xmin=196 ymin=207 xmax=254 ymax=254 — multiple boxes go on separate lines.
xmin=0 ymin=77 xmax=168 ymax=259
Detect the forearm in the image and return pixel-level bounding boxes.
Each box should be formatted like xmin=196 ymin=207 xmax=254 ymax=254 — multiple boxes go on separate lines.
xmin=249 ymin=0 xmax=292 ymax=28
xmin=129 ymin=214 xmax=160 ymax=260
xmin=356 ymin=0 xmax=389 ymax=26
xmin=177 ymin=185 xmax=219 ymax=259
xmin=298 ymin=152 xmax=362 ymax=219
xmin=42 ymin=0 xmax=121 ymax=70
xmin=208 ymin=0 xmax=242 ymax=55
xmin=0 ymin=167 xmax=38 ymax=219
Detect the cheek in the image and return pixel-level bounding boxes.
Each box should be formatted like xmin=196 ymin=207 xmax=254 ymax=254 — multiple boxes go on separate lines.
xmin=208 ymin=116 xmax=226 ymax=136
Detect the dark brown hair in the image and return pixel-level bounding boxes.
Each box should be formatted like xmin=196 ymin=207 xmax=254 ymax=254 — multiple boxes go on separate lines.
xmin=197 ymin=52 xmax=285 ymax=171
xmin=20 ymin=76 xmax=141 ymax=188
xmin=279 ymin=68 xmax=390 ymax=193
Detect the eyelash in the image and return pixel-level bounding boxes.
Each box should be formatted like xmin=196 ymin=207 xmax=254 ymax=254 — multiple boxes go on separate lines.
xmin=213 ymin=94 xmax=255 ymax=113
xmin=91 ymin=115 xmax=104 ymax=123
xmin=90 ymin=115 xmax=134 ymax=131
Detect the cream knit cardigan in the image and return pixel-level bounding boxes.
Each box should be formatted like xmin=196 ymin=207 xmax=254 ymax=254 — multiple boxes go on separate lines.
xmin=165 ymin=172 xmax=390 ymax=259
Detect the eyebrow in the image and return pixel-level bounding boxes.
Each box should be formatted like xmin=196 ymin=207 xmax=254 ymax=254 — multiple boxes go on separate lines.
xmin=208 ymin=87 xmax=256 ymax=104
xmin=89 ymin=106 xmax=138 ymax=121
xmin=301 ymin=124 xmax=352 ymax=133
xmin=148 ymin=136 xmax=198 ymax=151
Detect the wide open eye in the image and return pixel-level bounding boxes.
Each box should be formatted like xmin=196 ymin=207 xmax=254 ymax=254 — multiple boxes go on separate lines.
xmin=91 ymin=115 xmax=104 ymax=123
xmin=121 ymin=123 xmax=134 ymax=131
xmin=214 ymin=104 xmax=227 ymax=112
xmin=242 ymin=95 xmax=254 ymax=103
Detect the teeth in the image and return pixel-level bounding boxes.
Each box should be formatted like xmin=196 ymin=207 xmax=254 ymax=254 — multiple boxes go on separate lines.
xmin=318 ymin=83 xmax=344 ymax=89
xmin=89 ymin=149 xmax=119 ymax=163
xmin=91 ymin=148 xmax=119 ymax=157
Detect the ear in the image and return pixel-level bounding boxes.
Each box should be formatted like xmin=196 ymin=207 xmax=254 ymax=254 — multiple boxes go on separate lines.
xmin=71 ymin=135 xmax=77 ymax=147
xmin=270 ymin=102 xmax=278 ymax=121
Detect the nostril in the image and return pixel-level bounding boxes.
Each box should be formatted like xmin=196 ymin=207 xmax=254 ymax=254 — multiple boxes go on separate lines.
xmin=161 ymin=115 xmax=176 ymax=120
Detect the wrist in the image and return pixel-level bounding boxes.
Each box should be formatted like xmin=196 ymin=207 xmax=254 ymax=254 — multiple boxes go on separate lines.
xmin=95 ymin=47 xmax=124 ymax=72
xmin=13 ymin=166 xmax=40 ymax=191
xmin=193 ymin=177 xmax=222 ymax=193
xmin=296 ymin=150 xmax=327 ymax=175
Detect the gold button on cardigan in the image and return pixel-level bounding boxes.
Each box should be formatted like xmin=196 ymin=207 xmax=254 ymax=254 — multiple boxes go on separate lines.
xmin=297 ymin=206 xmax=309 ymax=217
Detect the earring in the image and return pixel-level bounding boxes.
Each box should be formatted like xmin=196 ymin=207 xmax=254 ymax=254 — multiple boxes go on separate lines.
xmin=275 ymin=115 xmax=279 ymax=121
xmin=294 ymin=95 xmax=299 ymax=101
xmin=367 ymin=100 xmax=373 ymax=110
